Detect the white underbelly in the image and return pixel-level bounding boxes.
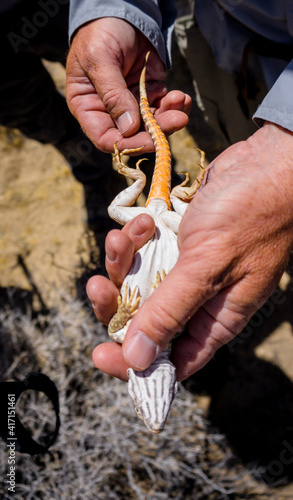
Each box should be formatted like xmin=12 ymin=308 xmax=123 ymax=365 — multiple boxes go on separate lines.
xmin=122 ymin=222 xmax=179 ymax=303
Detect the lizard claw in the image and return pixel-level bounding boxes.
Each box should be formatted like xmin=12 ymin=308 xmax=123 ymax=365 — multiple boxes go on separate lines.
xmin=108 ymin=283 xmax=141 ymax=342
xmin=113 ymin=142 xmax=145 ymax=166
xmin=171 ymin=149 xmax=206 ymax=201
xmin=152 ymin=270 xmax=166 ymax=289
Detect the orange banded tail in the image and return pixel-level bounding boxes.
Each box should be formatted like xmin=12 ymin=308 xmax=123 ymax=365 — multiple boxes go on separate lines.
xmin=139 ymin=52 xmax=172 ymax=210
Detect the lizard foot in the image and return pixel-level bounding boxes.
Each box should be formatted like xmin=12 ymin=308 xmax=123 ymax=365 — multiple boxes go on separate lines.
xmin=113 ymin=142 xmax=147 ymax=179
xmin=152 ymin=270 xmax=166 ymax=289
xmin=171 ymin=148 xmax=206 ymax=201
xmin=108 ymin=283 xmax=141 ymax=343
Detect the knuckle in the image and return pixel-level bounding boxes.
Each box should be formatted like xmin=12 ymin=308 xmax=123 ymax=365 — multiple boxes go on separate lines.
xmin=102 ymin=87 xmax=123 ymax=114
xmin=149 ymin=301 xmax=185 ymax=344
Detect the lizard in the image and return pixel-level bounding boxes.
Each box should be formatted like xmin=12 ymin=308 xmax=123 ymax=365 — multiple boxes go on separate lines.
xmin=107 ymin=51 xmax=206 ymax=433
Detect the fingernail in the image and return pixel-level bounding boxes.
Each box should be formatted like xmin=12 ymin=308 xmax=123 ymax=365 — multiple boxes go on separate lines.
xmin=129 ymin=217 xmax=147 ymax=237
xmin=124 ymin=332 xmax=159 ymax=370
xmin=116 ymin=112 xmax=133 ymax=135
xmin=105 ymin=242 xmax=117 ymax=263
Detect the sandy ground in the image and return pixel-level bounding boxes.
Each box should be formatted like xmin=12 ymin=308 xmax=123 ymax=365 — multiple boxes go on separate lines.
xmin=1 ymin=62 xmax=293 ymax=498
xmin=0 ymin=62 xmax=90 ymax=309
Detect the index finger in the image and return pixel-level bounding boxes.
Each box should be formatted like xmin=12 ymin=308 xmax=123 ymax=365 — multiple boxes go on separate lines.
xmin=106 ymin=214 xmax=156 ymax=287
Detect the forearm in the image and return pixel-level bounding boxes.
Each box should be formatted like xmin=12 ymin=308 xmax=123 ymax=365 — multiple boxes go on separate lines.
xmin=69 ymin=0 xmax=176 ymax=67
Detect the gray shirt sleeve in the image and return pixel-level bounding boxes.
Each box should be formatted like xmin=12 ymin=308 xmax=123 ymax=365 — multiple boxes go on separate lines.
xmin=253 ymin=59 xmax=293 ymax=132
xmin=69 ymin=0 xmax=176 ymax=67
xmin=195 ymin=1 xmax=293 ymax=132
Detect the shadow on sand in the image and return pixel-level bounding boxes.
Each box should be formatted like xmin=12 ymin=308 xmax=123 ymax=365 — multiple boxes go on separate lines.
xmin=183 ymin=260 xmax=293 ymax=486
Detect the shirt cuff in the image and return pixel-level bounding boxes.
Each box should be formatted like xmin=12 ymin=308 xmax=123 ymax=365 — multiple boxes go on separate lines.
xmin=69 ymin=0 xmax=176 ymax=68
xmin=253 ymin=59 xmax=293 ymax=133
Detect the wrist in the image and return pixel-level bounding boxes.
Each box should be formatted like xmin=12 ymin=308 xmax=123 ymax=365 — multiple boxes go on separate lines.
xmin=250 ymin=121 xmax=293 ymax=168
xmin=71 ymin=18 xmax=137 ymax=58
xmin=248 ymin=121 xmax=293 ymax=187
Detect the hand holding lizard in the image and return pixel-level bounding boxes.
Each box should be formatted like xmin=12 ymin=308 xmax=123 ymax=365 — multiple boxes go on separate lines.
xmin=66 ymin=18 xmax=191 ymax=153
xmin=88 ymin=122 xmax=293 ymax=381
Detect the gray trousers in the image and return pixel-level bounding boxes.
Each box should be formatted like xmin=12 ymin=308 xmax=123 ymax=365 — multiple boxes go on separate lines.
xmin=172 ymin=14 xmax=268 ymax=160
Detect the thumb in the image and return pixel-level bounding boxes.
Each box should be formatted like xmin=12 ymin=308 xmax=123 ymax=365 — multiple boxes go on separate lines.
xmin=68 ymin=18 xmax=142 ymax=137
xmin=92 ymin=57 xmax=141 ymax=137
xmin=122 ymin=259 xmax=206 ymax=370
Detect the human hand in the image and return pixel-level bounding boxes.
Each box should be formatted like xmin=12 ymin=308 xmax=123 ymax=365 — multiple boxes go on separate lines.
xmin=87 ymin=213 xmax=156 ymax=379
xmin=87 ymin=122 xmax=293 ymax=381
xmin=66 ymin=18 xmax=191 ymax=153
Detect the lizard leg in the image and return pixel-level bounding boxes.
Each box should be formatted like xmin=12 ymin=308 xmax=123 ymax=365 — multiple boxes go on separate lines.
xmin=152 ymin=270 xmax=166 ymax=289
xmin=113 ymin=142 xmax=147 ymax=182
xmin=108 ymin=283 xmax=141 ymax=343
xmin=108 ymin=143 xmax=148 ymax=225
xmin=170 ymin=149 xmax=206 ymax=217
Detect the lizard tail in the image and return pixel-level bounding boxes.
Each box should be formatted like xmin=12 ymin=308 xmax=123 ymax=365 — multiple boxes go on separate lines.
xmin=139 ymin=52 xmax=172 ymax=210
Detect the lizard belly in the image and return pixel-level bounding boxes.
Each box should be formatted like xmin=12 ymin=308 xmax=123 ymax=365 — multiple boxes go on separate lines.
xmin=108 ymin=218 xmax=179 ymax=343
xmin=125 ymin=220 xmax=180 ymax=434
xmin=112 ymin=219 xmax=180 ymax=434
xmin=126 ymin=221 xmax=179 ymax=304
